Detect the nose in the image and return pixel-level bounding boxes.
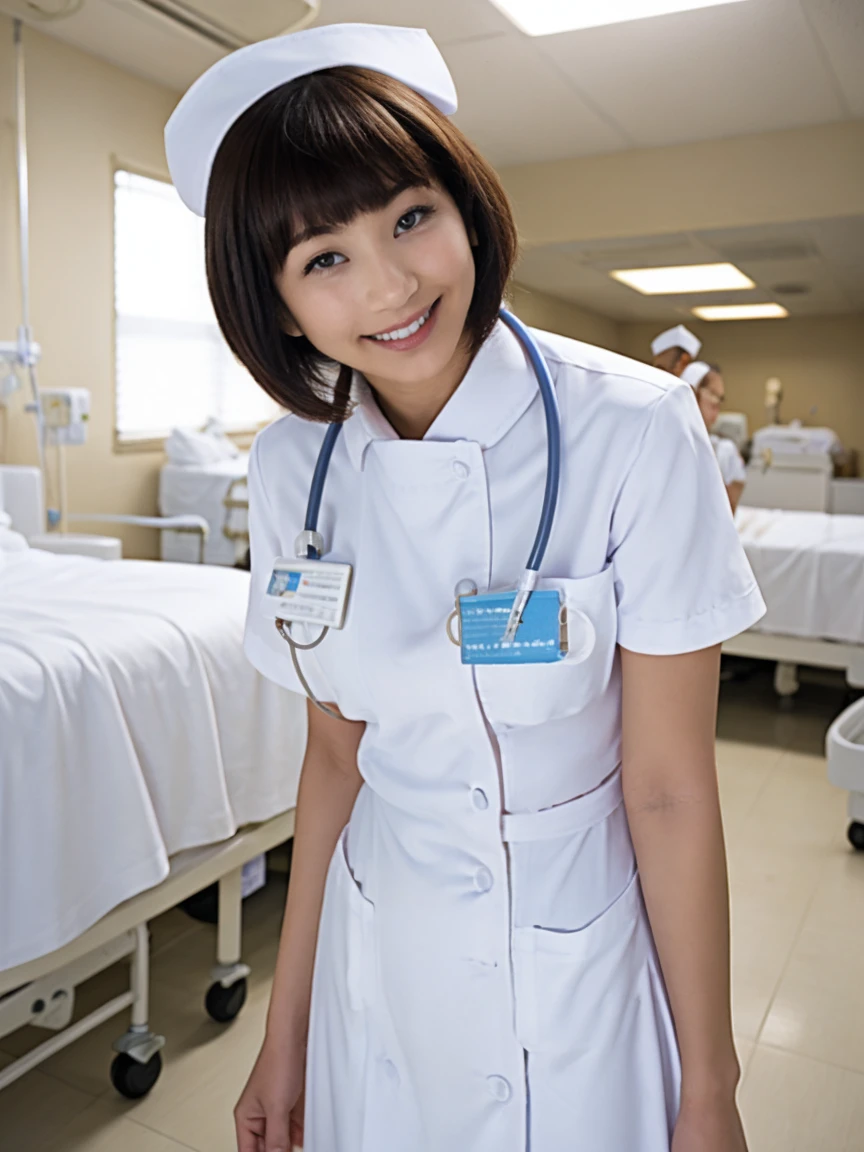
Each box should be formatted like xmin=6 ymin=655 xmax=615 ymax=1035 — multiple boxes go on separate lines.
xmin=364 ymin=252 xmax=418 ymax=315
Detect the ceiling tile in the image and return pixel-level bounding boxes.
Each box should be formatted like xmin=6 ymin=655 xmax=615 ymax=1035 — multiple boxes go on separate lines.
xmin=800 ymin=0 xmax=864 ymax=116
xmin=443 ymin=33 xmax=629 ymax=165
xmin=516 ymin=216 xmax=864 ymax=321
xmin=310 ymin=0 xmax=513 ymax=45
xmin=537 ymin=0 xmax=847 ymax=148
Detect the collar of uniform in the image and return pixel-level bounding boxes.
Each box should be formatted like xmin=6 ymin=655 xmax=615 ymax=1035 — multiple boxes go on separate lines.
xmin=340 ymin=318 xmax=537 ymax=470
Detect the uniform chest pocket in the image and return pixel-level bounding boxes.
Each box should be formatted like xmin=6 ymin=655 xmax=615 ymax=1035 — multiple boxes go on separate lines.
xmin=474 ymin=565 xmax=617 ymax=728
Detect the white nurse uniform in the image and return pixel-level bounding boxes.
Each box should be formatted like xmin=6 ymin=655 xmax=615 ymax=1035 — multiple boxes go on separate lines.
xmin=244 ymin=320 xmax=765 ymax=1152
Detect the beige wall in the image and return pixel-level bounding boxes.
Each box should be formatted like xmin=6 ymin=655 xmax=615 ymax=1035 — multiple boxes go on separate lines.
xmin=510 ymin=282 xmax=621 ymax=350
xmin=618 ymin=314 xmax=864 ymax=460
xmin=499 ymin=120 xmax=864 ymax=248
xmin=0 ymin=18 xmax=177 ymax=558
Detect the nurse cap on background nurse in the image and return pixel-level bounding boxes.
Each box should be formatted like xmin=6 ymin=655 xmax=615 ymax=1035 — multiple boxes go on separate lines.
xmin=682 ymin=360 xmax=747 ymax=511
xmin=651 ymin=324 xmax=701 ymax=377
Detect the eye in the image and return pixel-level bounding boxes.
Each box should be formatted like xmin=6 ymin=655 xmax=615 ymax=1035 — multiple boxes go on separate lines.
xmin=395 ymin=205 xmax=434 ymax=236
xmin=304 ymin=251 xmax=347 ymax=275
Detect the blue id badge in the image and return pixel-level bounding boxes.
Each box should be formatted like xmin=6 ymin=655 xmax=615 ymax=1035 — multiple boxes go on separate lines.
xmin=452 ymin=590 xmax=567 ymax=665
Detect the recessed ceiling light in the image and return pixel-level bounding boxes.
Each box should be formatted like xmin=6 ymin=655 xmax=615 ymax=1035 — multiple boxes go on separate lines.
xmin=610 ymin=263 xmax=755 ymax=295
xmin=692 ymin=303 xmax=790 ymax=321
xmin=489 ymin=0 xmax=751 ymax=37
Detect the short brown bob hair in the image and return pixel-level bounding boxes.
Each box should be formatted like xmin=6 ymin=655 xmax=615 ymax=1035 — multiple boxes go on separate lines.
xmin=205 ymin=66 xmax=518 ymax=423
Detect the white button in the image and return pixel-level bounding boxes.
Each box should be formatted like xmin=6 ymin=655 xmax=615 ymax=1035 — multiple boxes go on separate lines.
xmin=487 ymin=1075 xmax=512 ymax=1102
xmin=454 ymin=578 xmax=477 ymax=599
xmin=452 ymin=460 xmax=470 ymax=479
xmin=472 ymin=788 xmax=489 ymax=811
xmin=474 ymin=866 xmax=494 ymax=893
xmin=383 ymin=1059 xmax=400 ymax=1085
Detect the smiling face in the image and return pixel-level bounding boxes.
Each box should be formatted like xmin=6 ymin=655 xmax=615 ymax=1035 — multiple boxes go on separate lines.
xmin=204 ymin=67 xmax=517 ymax=425
xmin=276 ymin=183 xmax=476 ymax=396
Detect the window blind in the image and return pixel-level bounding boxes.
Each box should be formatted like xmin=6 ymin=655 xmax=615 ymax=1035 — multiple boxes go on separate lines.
xmin=114 ymin=170 xmax=279 ymax=441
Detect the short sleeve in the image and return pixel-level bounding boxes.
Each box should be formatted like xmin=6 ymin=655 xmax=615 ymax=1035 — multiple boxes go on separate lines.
xmin=610 ymin=384 xmax=765 ymax=655
xmin=243 ymin=437 xmax=330 ymax=699
xmin=715 ymin=438 xmax=747 ymax=486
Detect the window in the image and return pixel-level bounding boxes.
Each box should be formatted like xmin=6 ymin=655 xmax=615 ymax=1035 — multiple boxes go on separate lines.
xmin=114 ymin=170 xmax=280 ymax=442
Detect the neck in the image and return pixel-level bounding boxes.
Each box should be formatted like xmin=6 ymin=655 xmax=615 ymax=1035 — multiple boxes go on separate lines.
xmin=363 ymin=337 xmax=475 ymax=440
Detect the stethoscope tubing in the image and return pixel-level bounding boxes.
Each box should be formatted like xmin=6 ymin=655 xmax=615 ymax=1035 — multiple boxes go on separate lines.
xmin=301 ymin=308 xmax=561 ymax=574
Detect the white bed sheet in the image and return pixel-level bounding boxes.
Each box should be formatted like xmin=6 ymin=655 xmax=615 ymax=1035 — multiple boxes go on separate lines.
xmin=0 ymin=550 xmax=305 ymax=971
xmin=159 ymin=457 xmax=249 ymax=566
xmin=736 ymin=507 xmax=864 ymax=644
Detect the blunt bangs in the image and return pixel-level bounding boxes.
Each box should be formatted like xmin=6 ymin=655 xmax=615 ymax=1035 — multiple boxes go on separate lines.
xmin=205 ymin=67 xmax=518 ymax=423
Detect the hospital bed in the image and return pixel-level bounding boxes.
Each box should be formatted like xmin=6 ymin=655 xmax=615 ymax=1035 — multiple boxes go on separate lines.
xmin=740 ymin=422 xmax=849 ymax=514
xmin=0 ymin=480 xmax=307 ymax=1099
xmin=724 ymin=506 xmax=864 ymax=695
xmin=723 ymin=505 xmax=864 ymax=846
xmin=159 ymin=426 xmax=250 ymax=566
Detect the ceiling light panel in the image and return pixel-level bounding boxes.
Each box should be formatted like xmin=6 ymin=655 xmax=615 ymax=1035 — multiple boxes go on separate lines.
xmin=488 ymin=0 xmax=752 ymax=37
xmin=692 ymin=303 xmax=790 ymax=320
xmin=610 ymin=263 xmax=755 ymax=295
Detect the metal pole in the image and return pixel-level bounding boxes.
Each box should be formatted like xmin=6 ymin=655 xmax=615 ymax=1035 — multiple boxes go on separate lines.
xmin=13 ymin=19 xmax=46 ymax=481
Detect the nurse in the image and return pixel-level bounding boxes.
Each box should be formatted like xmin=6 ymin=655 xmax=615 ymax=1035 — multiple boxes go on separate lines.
xmin=683 ymin=361 xmax=748 ymax=512
xmin=651 ymin=324 xmax=702 ymax=377
xmin=165 ymin=23 xmax=765 ymax=1152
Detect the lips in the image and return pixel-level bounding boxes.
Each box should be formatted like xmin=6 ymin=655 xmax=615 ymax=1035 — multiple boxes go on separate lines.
xmin=364 ymin=299 xmax=440 ymax=342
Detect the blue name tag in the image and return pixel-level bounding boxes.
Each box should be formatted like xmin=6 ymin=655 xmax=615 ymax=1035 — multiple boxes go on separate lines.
xmin=458 ymin=590 xmax=566 ymax=665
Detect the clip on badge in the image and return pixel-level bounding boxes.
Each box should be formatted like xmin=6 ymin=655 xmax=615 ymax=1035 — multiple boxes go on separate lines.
xmin=267 ymin=557 xmax=353 ymax=630
xmin=447 ymin=589 xmax=568 ymax=665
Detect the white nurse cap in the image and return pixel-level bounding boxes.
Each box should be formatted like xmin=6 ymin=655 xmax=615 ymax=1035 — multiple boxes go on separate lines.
xmin=681 ymin=361 xmax=711 ymax=389
xmin=165 ymin=23 xmax=458 ymax=217
xmin=650 ymin=324 xmax=702 ymax=359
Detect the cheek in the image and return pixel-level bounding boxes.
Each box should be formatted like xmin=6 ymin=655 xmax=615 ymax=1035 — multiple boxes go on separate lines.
xmin=418 ymin=224 xmax=475 ymax=292
xmin=283 ymin=283 xmax=356 ymax=352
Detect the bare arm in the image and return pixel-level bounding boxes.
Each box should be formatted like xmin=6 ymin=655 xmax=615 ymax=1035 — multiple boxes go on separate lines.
xmin=619 ymin=644 xmax=740 ymax=1107
xmin=265 ymin=700 xmax=365 ymax=1048
xmin=726 ymin=482 xmax=744 ymax=514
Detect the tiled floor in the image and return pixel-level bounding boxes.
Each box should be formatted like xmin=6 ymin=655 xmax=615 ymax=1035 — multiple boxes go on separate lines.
xmin=2 ymin=662 xmax=862 ymax=1151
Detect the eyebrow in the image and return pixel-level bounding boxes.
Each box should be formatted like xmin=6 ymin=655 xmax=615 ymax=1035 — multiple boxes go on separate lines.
xmin=289 ymin=180 xmax=426 ymax=252
xmin=291 ymin=220 xmax=346 ymax=249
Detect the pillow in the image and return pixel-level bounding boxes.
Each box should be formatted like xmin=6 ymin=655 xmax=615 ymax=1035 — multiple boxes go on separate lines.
xmin=0 ymin=525 xmax=29 ymax=552
xmin=164 ymin=424 xmax=240 ymax=466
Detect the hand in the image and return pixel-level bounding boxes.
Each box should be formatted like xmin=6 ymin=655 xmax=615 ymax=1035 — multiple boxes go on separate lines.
xmin=234 ymin=1034 xmax=306 ymax=1152
xmin=671 ymin=1094 xmax=749 ymax=1152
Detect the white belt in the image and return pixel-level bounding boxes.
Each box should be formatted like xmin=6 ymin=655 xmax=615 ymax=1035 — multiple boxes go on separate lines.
xmin=501 ymin=766 xmax=623 ymax=844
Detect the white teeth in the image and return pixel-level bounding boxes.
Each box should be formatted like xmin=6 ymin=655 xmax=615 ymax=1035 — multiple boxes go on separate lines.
xmin=372 ymin=307 xmax=431 ymax=342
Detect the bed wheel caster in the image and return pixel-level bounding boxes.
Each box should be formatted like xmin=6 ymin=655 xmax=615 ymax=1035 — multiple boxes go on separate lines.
xmin=847 ymin=822 xmax=864 ymax=852
xmin=110 ymin=1051 xmax=163 ymax=1099
xmin=205 ymin=976 xmax=248 ymax=1023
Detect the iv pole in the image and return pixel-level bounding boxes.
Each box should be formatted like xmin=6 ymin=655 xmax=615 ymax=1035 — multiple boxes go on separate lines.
xmin=0 ymin=21 xmax=46 ymax=500
xmin=13 ymin=19 xmax=45 ymax=478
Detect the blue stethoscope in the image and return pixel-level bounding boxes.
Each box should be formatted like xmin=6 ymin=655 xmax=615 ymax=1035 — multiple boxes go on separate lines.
xmin=290 ymin=308 xmax=562 ymax=674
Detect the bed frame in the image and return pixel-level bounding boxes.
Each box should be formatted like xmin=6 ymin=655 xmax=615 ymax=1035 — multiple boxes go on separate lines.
xmin=722 ymin=631 xmax=864 ymax=696
xmin=0 ymin=811 xmax=295 ymax=1099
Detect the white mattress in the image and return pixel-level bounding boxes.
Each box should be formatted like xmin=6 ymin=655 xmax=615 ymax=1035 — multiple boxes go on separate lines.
xmin=736 ymin=507 xmax=864 ymax=644
xmin=751 ymin=425 xmax=842 ymax=457
xmin=159 ymin=456 xmax=249 ymax=566
xmin=0 ymin=550 xmax=306 ymax=971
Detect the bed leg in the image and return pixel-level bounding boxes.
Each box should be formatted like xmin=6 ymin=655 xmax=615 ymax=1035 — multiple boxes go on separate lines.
xmin=110 ymin=924 xmax=166 ymax=1098
xmin=774 ymin=661 xmax=800 ymax=698
xmin=205 ymin=869 xmax=251 ymax=1024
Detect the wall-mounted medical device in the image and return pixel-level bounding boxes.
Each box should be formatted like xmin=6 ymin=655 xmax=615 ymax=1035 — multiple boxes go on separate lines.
xmin=40 ymin=388 xmax=90 ymax=446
